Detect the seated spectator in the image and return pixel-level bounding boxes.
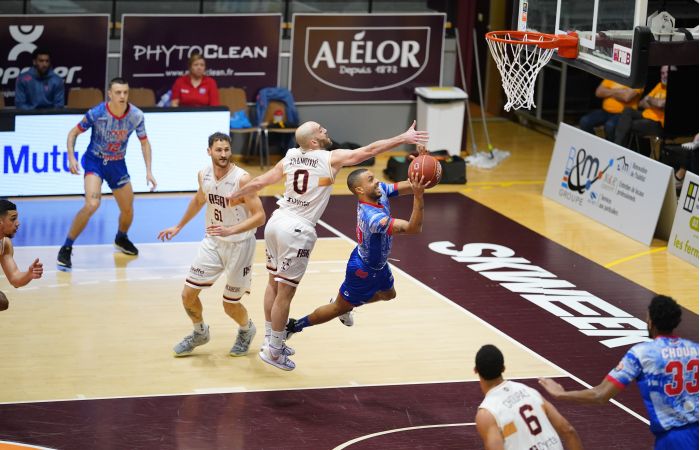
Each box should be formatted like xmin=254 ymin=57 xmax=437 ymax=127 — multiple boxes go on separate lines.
xmin=614 ymin=66 xmax=669 ymax=156
xmin=170 ymin=54 xmax=219 ymax=107
xmin=579 ymin=79 xmax=642 ymax=140
xmin=14 ymin=49 xmax=65 ymax=110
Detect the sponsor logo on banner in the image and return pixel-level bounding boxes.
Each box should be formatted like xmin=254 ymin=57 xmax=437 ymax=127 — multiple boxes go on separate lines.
xmin=121 ymin=15 xmax=281 ymax=102
xmin=544 ymin=123 xmax=675 ymax=245
xmin=669 ymin=173 xmax=700 ymax=266
xmin=0 ymin=16 xmax=108 ymax=106
xmin=304 ymin=27 xmax=429 ymax=92
xmin=291 ymin=14 xmax=445 ymax=102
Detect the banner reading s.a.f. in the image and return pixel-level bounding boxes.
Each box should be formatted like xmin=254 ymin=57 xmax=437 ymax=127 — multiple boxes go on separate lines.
xmin=290 ymin=14 xmax=445 ymax=103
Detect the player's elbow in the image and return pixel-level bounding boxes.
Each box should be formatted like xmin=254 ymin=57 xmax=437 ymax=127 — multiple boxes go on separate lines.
xmin=253 ymin=212 xmax=266 ymax=227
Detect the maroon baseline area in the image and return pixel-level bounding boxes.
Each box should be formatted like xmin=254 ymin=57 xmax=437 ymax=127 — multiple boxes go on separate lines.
xmin=319 ymin=193 xmax=699 ymax=419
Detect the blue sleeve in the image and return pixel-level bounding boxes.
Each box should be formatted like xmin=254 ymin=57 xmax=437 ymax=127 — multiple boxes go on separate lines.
xmin=77 ymin=107 xmax=96 ymax=131
xmin=134 ymin=111 xmax=147 ymax=139
xmin=53 ymin=78 xmax=65 ymax=108
xmin=14 ymin=78 xmax=28 ymax=110
xmin=606 ymin=348 xmax=642 ymax=389
xmin=367 ymin=209 xmax=393 ymax=235
xmin=380 ymin=182 xmax=399 ymax=198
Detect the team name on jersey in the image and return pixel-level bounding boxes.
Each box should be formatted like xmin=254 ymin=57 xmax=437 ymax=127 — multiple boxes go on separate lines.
xmin=296 ymin=249 xmax=311 ymax=258
xmin=286 ymin=196 xmax=310 ymax=207
xmin=289 ymin=156 xmax=319 ymax=168
xmin=208 ymin=193 xmax=227 ymax=208
xmin=661 ymin=346 xmax=698 ymax=360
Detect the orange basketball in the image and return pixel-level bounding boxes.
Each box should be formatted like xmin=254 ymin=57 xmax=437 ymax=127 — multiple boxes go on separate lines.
xmin=408 ymin=155 xmax=442 ymax=188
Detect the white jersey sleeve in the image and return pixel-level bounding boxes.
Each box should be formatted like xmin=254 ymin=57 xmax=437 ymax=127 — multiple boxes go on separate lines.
xmin=276 ymin=148 xmax=334 ymax=225
xmin=478 ymin=381 xmax=563 ymax=450
xmin=200 ymin=165 xmax=256 ymax=243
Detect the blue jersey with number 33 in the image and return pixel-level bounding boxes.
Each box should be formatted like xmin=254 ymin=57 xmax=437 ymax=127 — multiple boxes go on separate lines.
xmin=355 ymin=182 xmax=398 ymax=270
xmin=606 ymin=336 xmax=699 ymax=435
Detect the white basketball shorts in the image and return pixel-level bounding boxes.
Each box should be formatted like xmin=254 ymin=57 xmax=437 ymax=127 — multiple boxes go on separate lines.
xmin=185 ymin=235 xmax=256 ymax=302
xmin=264 ymin=210 xmax=317 ymax=287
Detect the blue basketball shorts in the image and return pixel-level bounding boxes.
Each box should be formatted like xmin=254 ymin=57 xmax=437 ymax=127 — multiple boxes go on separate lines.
xmin=654 ymin=422 xmax=698 ymax=450
xmin=81 ymin=152 xmax=130 ymax=190
xmin=339 ymin=247 xmax=394 ymax=306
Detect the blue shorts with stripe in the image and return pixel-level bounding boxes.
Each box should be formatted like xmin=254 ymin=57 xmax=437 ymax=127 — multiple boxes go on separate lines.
xmin=339 ymin=247 xmax=394 ymax=306
xmin=654 ymin=422 xmax=698 ymax=450
xmin=81 ymin=152 xmax=130 ymax=190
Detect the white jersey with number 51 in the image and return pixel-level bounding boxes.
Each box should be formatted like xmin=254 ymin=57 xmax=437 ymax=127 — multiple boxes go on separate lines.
xmin=277 ymin=148 xmax=334 ymax=225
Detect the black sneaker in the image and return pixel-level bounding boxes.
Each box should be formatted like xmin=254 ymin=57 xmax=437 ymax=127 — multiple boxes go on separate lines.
xmin=57 ymin=245 xmax=72 ymax=271
xmin=285 ymin=318 xmax=298 ymax=340
xmin=114 ymin=236 xmax=138 ymax=255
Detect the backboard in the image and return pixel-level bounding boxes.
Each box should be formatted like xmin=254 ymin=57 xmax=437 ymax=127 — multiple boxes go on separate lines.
xmin=515 ymin=0 xmax=699 ymax=87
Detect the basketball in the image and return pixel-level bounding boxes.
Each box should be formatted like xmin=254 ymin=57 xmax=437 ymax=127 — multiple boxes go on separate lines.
xmin=408 ymin=155 xmax=442 ymax=188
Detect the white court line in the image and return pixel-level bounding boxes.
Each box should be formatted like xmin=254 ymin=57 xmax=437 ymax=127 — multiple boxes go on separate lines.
xmin=315 ymin=218 xmax=651 ymax=426
xmin=333 ymin=423 xmax=475 ymax=450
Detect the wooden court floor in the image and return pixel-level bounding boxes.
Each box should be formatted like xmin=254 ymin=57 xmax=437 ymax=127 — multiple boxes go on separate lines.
xmin=0 ymin=119 xmax=697 ymax=449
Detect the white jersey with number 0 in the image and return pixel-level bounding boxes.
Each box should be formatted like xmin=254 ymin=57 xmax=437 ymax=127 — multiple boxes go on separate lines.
xmin=277 ymin=148 xmax=334 ymax=225
xmin=201 ymin=165 xmax=255 ymax=243
xmin=479 ymin=380 xmax=563 ymax=450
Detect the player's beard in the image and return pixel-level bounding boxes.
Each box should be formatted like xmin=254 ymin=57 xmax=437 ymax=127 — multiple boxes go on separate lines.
xmin=318 ymin=136 xmax=332 ymax=149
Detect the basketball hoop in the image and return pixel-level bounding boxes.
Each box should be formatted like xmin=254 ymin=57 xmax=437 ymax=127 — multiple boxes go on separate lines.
xmin=485 ymin=31 xmax=578 ymax=111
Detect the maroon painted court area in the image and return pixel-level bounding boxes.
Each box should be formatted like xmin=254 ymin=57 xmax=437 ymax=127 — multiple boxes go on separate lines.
xmin=0 ymin=379 xmax=651 ymax=449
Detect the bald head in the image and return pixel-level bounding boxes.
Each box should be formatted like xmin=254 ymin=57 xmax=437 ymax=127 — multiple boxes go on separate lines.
xmin=295 ymin=121 xmax=332 ymax=150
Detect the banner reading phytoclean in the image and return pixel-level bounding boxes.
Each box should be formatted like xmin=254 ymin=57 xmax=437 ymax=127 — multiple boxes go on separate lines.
xmin=121 ymin=14 xmax=281 ymax=103
xmin=0 ymin=15 xmax=109 ymax=107
xmin=290 ymin=14 xmax=445 ymax=103
xmin=543 ymin=123 xmax=676 ymax=245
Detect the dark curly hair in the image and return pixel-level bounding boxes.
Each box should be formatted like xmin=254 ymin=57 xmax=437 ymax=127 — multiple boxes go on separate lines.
xmin=475 ymin=344 xmax=505 ymax=381
xmin=648 ymin=295 xmax=682 ymax=334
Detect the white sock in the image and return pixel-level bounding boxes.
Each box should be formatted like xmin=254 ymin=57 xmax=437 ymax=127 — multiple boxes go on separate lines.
xmin=239 ymin=319 xmax=251 ymax=331
xmin=265 ymin=321 xmax=272 ymax=339
xmin=269 ymin=330 xmax=285 ymax=351
xmin=194 ymin=322 xmax=207 ymax=334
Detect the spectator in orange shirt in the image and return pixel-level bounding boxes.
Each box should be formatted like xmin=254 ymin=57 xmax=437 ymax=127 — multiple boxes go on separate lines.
xmin=171 ymin=54 xmax=220 ymax=107
xmin=614 ymin=66 xmax=669 ymax=156
xmin=579 ymin=79 xmax=642 ymax=140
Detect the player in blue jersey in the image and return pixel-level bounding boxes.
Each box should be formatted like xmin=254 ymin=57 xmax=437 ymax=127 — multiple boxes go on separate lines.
xmin=57 ymin=78 xmax=157 ymax=270
xmin=286 ymin=156 xmax=430 ymax=337
xmin=539 ymin=295 xmax=698 ymax=450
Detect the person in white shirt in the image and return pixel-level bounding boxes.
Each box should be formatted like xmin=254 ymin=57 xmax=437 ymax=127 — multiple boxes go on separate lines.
xmin=475 ymin=344 xmax=583 ymax=450
xmin=227 ymin=120 xmax=428 ymax=371
xmin=158 ymin=132 xmax=266 ymax=358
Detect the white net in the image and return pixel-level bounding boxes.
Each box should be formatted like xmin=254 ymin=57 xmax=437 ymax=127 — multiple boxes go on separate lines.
xmin=486 ymin=33 xmax=556 ymax=111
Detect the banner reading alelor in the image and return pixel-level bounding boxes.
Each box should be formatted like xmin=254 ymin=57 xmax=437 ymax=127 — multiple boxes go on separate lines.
xmin=0 ymin=15 xmax=109 ymax=107
xmin=290 ymin=14 xmax=445 ymax=103
xmin=121 ymin=14 xmax=282 ymax=103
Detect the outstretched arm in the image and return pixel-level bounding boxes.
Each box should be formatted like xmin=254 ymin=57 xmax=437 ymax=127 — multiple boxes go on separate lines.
xmin=538 ymin=377 xmax=621 ymax=405
xmin=330 ymin=121 xmax=429 ymax=169
xmin=0 ymin=242 xmax=43 ymax=288
xmin=391 ymin=172 xmax=428 ymax=235
xmin=226 ymin=160 xmax=285 ymax=202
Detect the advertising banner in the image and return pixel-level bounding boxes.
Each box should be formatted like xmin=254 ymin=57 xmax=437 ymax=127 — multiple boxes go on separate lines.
xmin=668 ymin=172 xmax=699 ymax=266
xmin=121 ymin=15 xmax=281 ymax=103
xmin=290 ymin=14 xmax=445 ymax=103
xmin=0 ymin=109 xmax=230 ymax=196
xmin=0 ymin=15 xmax=109 ymax=107
xmin=543 ymin=123 xmax=676 ymax=245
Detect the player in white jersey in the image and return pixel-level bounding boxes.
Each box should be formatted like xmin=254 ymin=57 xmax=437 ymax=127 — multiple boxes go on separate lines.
xmin=475 ymin=344 xmax=583 ymax=450
xmin=540 ymin=295 xmax=698 ymax=450
xmin=227 ymin=120 xmax=428 ymax=370
xmin=158 ymin=132 xmax=266 ymax=357
xmin=0 ymin=200 xmax=44 ymax=312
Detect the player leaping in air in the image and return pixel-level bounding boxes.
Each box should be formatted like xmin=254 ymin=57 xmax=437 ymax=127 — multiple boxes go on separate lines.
xmin=226 ymin=121 xmax=428 ymax=371
xmin=286 ymin=149 xmax=430 ymax=340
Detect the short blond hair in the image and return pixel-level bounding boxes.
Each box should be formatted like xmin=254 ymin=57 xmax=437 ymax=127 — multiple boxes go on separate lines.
xmin=188 ymin=53 xmax=205 ymax=69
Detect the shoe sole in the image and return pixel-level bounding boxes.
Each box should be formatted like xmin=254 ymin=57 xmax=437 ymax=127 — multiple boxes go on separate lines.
xmin=258 ymin=349 xmax=295 ymax=371
xmin=261 ymin=341 xmax=295 ymax=356
xmin=114 ymin=244 xmax=138 ymax=256
xmin=173 ymin=350 xmax=193 ymax=357
xmin=56 ymin=263 xmax=72 ymax=272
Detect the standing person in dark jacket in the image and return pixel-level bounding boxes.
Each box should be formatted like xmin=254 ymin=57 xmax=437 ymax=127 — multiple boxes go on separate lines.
xmin=14 ymin=49 xmax=65 ymax=110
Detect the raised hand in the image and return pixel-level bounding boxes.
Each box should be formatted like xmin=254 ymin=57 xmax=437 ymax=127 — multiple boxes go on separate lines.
xmin=408 ymin=171 xmax=430 ymax=196
xmin=402 ymin=120 xmax=429 ymax=146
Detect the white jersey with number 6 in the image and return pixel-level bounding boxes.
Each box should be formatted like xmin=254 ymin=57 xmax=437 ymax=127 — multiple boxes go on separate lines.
xmin=276 ymin=148 xmax=334 ymax=226
xmin=479 ymin=380 xmax=563 ymax=450
xmin=201 ymin=165 xmax=255 ymax=243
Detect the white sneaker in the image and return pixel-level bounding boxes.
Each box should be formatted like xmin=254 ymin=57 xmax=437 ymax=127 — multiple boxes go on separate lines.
xmin=330 ymin=297 xmax=354 ymax=327
xmin=259 ymin=345 xmax=295 ymax=371
xmin=261 ymin=336 xmax=295 ymax=356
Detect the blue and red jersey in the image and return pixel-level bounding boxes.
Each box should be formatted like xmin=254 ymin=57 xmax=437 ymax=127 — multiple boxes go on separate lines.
xmin=355 ymin=182 xmax=399 ymax=270
xmin=77 ymin=102 xmax=147 ymax=161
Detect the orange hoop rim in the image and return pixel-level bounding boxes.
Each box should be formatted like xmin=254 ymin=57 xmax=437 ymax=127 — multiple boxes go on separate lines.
xmin=485 ymin=30 xmax=579 ymax=58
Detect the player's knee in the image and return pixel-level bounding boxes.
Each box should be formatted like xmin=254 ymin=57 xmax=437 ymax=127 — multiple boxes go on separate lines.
xmin=84 ymin=199 xmax=101 ymax=214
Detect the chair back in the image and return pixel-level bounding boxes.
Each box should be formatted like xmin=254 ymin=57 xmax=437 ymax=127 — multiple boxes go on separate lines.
xmin=263 ymin=101 xmax=288 ymax=124
xmin=67 ymin=88 xmax=103 ymax=109
xmin=128 ymin=88 xmax=156 ymax=107
xmin=219 ymin=87 xmax=249 ymax=113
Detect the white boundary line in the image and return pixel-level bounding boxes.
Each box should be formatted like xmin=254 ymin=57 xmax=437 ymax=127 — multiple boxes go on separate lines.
xmin=333 ymin=423 xmax=475 ymax=450
xmin=315 ymin=218 xmax=651 ymax=426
